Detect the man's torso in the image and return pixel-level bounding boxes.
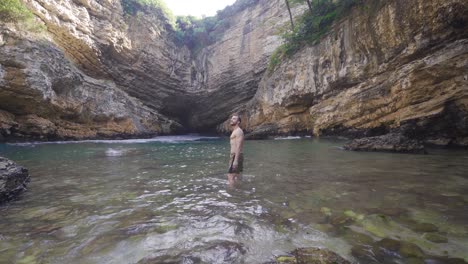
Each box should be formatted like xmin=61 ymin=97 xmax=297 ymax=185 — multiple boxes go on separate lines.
xmin=230 ymin=127 xmax=243 ymax=154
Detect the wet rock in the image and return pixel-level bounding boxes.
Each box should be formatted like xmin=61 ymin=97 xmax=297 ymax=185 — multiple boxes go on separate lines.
xmin=424 ymin=257 xmax=468 ymax=264
xmin=293 ymin=248 xmax=350 ymax=264
xmin=412 ymin=223 xmax=439 ymax=233
xmin=204 ymin=240 xmax=246 ymax=261
xmin=399 ymin=242 xmax=424 ymax=258
xmin=400 ymin=218 xmax=439 ymax=233
xmin=261 ymin=212 xmax=296 ymax=233
xmin=330 ymin=215 xmax=353 ymax=227
xmin=406 ymin=258 xmax=425 ymax=264
xmin=0 ymin=157 xmax=30 ymax=204
xmin=138 ymin=254 xmax=201 ymax=264
xmin=320 ymin=207 xmax=332 ymax=217
xmin=233 ymin=221 xmax=254 ymax=236
xmin=276 ymin=255 xmax=297 ymax=264
xmin=313 ymin=224 xmax=335 ymax=233
xmin=31 ymin=225 xmax=62 ymax=235
xmin=359 ymin=215 xmax=392 ymax=238
xmin=342 ymin=228 xmax=374 ymax=245
xmin=351 ymin=244 xmax=379 ymax=263
xmin=375 ymin=238 xmax=401 ymax=252
xmin=366 ymin=207 xmax=407 ymax=217
xmin=343 ymin=133 xmax=427 ymax=154
xmin=373 ymin=238 xmax=425 ymax=260
xmin=343 ymin=210 xmax=365 ymax=221
xmin=422 ymin=233 xmax=448 ymax=243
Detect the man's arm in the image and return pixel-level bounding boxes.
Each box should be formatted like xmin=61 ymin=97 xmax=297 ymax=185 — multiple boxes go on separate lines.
xmin=233 ymin=130 xmax=244 ymax=167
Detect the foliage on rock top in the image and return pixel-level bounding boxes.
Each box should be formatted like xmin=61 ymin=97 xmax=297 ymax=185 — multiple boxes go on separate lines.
xmin=268 ymin=0 xmax=365 ymax=73
xmin=0 ymin=0 xmax=33 ymax=23
xmin=173 ymin=0 xmax=259 ymax=54
xmin=120 ymin=0 xmax=176 ymax=25
xmin=120 ymin=0 xmax=259 ymax=55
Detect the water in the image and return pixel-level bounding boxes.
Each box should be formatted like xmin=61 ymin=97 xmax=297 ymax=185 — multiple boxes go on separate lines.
xmin=0 ymin=136 xmax=467 ymax=263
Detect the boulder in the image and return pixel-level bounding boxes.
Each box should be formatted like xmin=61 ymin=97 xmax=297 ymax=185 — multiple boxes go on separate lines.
xmin=0 ymin=157 xmax=30 ymax=204
xmin=294 ymin=248 xmax=350 ymax=264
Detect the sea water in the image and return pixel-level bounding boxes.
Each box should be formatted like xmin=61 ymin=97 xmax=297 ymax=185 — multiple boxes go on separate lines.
xmin=0 ymin=136 xmax=467 ymax=263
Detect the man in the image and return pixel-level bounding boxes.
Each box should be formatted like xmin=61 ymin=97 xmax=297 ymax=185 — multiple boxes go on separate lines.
xmin=228 ymin=114 xmax=244 ymax=184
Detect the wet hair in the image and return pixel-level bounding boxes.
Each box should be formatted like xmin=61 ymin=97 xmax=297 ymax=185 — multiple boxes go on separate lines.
xmin=233 ymin=115 xmax=241 ymax=124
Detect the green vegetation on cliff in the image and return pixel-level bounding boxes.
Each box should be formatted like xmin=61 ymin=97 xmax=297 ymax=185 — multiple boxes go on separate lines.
xmin=120 ymin=0 xmax=260 ymax=55
xmin=268 ymin=0 xmax=363 ymax=72
xmin=173 ymin=0 xmax=259 ymax=54
xmin=120 ymin=0 xmax=175 ymax=25
xmin=174 ymin=15 xmax=229 ymax=52
xmin=0 ymin=0 xmax=33 ymax=22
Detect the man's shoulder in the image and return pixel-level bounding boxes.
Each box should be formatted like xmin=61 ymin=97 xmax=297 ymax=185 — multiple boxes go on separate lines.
xmin=236 ymin=128 xmax=244 ymax=136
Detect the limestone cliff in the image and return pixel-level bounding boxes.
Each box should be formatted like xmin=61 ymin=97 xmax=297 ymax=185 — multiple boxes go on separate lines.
xmin=0 ymin=0 xmax=467 ymax=146
xmin=220 ymin=0 xmax=468 ymax=147
xmin=186 ymin=0 xmax=302 ymax=130
xmin=0 ymin=0 xmax=189 ymax=140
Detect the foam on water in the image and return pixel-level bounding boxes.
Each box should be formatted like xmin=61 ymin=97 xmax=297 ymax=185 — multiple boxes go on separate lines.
xmin=105 ymin=148 xmax=125 ymax=157
xmin=8 ymin=135 xmax=221 ymax=146
xmin=274 ymin=136 xmax=302 ymax=140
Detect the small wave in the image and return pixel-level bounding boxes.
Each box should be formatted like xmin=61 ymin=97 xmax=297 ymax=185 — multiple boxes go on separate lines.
xmin=8 ymin=135 xmax=221 ymax=146
xmin=105 ymin=148 xmax=125 ymax=157
xmin=274 ymin=136 xmax=302 ymax=140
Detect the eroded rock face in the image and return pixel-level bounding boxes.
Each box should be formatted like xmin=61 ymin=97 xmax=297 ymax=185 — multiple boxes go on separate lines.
xmin=0 ymin=25 xmax=181 ymax=140
xmin=0 ymin=0 xmax=298 ymax=138
xmin=220 ymin=0 xmax=468 ymax=146
xmin=186 ymin=0 xmax=303 ymax=130
xmin=343 ymin=133 xmax=427 ymax=154
xmin=1 ymin=0 xmax=189 ymax=140
xmin=0 ymin=156 xmax=30 ymax=204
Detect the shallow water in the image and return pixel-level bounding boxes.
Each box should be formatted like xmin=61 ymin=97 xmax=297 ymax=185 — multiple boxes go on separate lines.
xmin=0 ymin=136 xmax=467 ymax=263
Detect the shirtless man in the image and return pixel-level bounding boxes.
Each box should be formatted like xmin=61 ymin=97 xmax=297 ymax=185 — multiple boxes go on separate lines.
xmin=228 ymin=114 xmax=244 ymax=184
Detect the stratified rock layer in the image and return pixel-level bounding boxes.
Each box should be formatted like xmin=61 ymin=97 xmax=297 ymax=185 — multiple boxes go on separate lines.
xmin=187 ymin=0 xmax=302 ymax=130
xmin=0 ymin=156 xmax=30 ymax=203
xmin=1 ymin=0 xmax=187 ymax=140
xmin=343 ymin=133 xmax=427 ymax=154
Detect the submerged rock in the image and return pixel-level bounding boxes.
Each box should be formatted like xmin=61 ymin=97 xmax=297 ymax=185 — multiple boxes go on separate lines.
xmin=423 ymin=233 xmax=448 ymax=243
xmin=275 ymin=248 xmax=351 ymax=264
xmin=342 ymin=228 xmax=374 ymax=245
xmin=293 ymin=248 xmax=350 ymax=264
xmin=365 ymin=207 xmax=408 ymax=217
xmin=412 ymin=223 xmax=439 ymax=233
xmin=275 ymin=255 xmax=297 ymax=264
xmin=138 ymin=254 xmax=201 ymax=264
xmin=343 ymin=133 xmax=427 ymax=154
xmin=399 ymin=218 xmax=439 ymax=233
xmin=0 ymin=157 xmax=30 ymax=204
xmin=351 ymin=244 xmax=379 ymax=263
xmin=399 ymin=241 xmax=425 ymax=258
xmin=353 ymin=238 xmax=427 ymax=263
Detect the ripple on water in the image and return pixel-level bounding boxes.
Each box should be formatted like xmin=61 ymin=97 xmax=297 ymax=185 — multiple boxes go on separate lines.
xmin=0 ymin=138 xmax=467 ymax=263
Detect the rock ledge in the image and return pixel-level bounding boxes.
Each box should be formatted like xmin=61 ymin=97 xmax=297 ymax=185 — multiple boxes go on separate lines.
xmin=343 ymin=133 xmax=427 ymax=154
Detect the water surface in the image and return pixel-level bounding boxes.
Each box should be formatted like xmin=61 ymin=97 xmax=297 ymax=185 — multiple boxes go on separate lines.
xmin=0 ymin=136 xmax=467 ymax=263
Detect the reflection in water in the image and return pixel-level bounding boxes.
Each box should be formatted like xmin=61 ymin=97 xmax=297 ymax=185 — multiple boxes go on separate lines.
xmin=0 ymin=136 xmax=467 ymax=263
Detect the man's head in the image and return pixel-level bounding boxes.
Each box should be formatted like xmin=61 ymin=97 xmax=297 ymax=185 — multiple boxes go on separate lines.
xmin=230 ymin=115 xmax=241 ymax=127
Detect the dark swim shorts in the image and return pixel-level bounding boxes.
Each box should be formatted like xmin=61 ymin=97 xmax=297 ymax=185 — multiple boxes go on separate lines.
xmin=228 ymin=153 xmax=244 ymax=173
